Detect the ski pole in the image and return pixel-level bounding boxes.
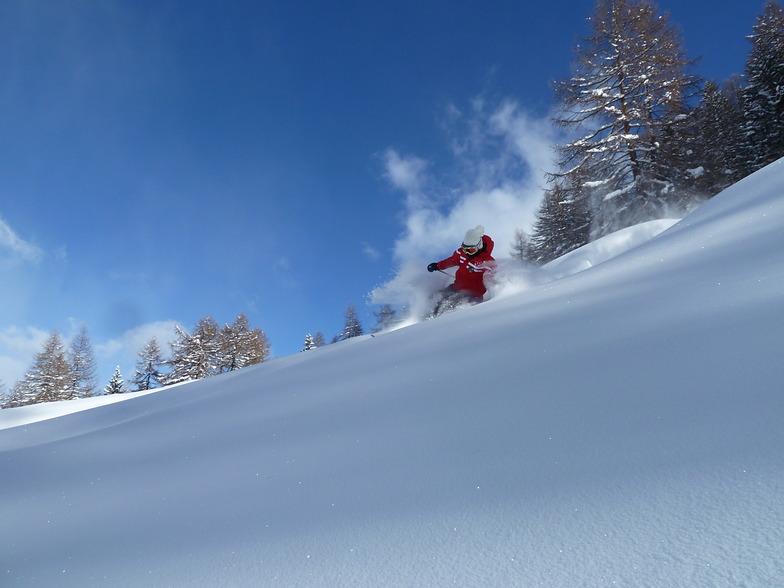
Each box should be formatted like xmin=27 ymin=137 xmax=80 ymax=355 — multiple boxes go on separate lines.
xmin=437 ymin=269 xmax=455 ymax=278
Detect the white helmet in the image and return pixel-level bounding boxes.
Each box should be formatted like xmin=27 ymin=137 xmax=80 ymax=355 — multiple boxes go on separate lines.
xmin=462 ymin=225 xmax=485 ymax=249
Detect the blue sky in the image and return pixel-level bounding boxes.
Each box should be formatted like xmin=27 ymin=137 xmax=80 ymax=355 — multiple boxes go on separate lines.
xmin=0 ymin=0 xmax=762 ymax=388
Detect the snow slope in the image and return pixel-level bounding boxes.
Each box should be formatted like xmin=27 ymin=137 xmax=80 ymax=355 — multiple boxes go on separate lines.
xmin=2 ymin=160 xmax=784 ymax=587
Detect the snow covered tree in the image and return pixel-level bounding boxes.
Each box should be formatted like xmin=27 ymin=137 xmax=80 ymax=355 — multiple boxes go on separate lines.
xmin=313 ymin=331 xmax=326 ymax=348
xmin=337 ymin=303 xmax=364 ymax=341
xmin=690 ymin=79 xmax=747 ymax=195
xmin=0 ymin=379 xmax=8 ymax=408
xmin=163 ymin=314 xmax=269 ymax=385
xmin=164 ymin=317 xmax=221 ymax=385
xmin=551 ymin=0 xmax=700 ymax=237
xmin=302 ymin=333 xmax=317 ymax=351
xmin=509 ymin=229 xmax=532 ymax=263
xmin=132 ymin=337 xmax=166 ymax=391
xmin=371 ymin=304 xmax=398 ymax=333
xmin=104 ymin=366 xmax=126 ymax=395
xmin=218 ymin=313 xmax=270 ymax=372
xmin=9 ymin=332 xmax=74 ymax=406
xmin=529 ymin=180 xmax=592 ymax=264
xmin=740 ymin=1 xmax=784 ymax=173
xmin=67 ymin=324 xmax=98 ymax=398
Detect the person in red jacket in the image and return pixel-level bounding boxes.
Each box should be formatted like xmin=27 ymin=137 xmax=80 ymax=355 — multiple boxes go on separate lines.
xmin=427 ymin=225 xmax=495 ymax=315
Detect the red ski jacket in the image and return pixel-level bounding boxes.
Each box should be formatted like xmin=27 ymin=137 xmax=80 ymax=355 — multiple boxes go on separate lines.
xmin=436 ymin=234 xmax=495 ymax=300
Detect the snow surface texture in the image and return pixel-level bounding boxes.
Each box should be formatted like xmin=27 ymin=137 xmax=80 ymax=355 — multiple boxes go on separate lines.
xmin=2 ymin=160 xmax=784 ymax=586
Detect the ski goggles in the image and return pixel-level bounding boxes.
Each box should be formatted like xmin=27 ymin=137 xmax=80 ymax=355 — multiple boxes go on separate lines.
xmin=461 ymin=243 xmax=480 ymax=255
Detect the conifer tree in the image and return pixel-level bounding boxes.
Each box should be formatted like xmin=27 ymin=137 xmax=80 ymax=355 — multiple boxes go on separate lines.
xmin=371 ymin=304 xmax=398 ymax=333
xmin=218 ymin=313 xmax=270 ymax=372
xmin=740 ymin=1 xmax=784 ymax=173
xmin=10 ymin=332 xmax=74 ymax=406
xmin=529 ymin=180 xmax=592 ymax=264
xmin=337 ymin=304 xmax=364 ymax=341
xmin=690 ymin=79 xmax=746 ymax=195
xmin=164 ymin=317 xmax=221 ymax=385
xmin=67 ymin=324 xmax=98 ymax=398
xmin=163 ymin=314 xmax=269 ymax=384
xmin=132 ymin=337 xmax=166 ymax=391
xmin=551 ymin=0 xmax=700 ymax=237
xmin=509 ymin=229 xmax=532 ymax=263
xmin=302 ymin=333 xmax=317 ymax=351
xmin=104 ymin=366 xmax=126 ymax=395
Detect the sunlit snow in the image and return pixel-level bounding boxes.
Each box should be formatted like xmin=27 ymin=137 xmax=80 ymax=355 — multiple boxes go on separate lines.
xmin=2 ymin=160 xmax=783 ymax=586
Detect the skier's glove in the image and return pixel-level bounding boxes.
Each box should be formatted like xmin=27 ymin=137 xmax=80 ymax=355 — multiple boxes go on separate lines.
xmin=427 ymin=263 xmax=439 ymax=272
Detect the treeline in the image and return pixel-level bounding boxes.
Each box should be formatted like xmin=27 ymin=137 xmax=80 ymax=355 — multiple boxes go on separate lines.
xmin=1 ymin=325 xmax=98 ymax=408
xmin=0 ymin=313 xmax=269 ymax=408
xmin=301 ymin=303 xmax=400 ymax=351
xmin=516 ymin=0 xmax=784 ymax=264
xmin=0 ymin=303 xmax=401 ymax=408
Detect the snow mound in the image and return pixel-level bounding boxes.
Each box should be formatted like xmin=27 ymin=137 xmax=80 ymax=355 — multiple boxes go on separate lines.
xmin=540 ymin=218 xmax=679 ymax=280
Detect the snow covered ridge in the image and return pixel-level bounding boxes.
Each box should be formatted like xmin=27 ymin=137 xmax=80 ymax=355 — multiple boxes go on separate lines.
xmin=538 ymin=218 xmax=679 ymax=280
xmin=0 ymin=384 xmax=177 ymax=431
xmin=2 ymin=159 xmax=784 ymax=586
xmin=0 ymin=221 xmax=677 ymax=432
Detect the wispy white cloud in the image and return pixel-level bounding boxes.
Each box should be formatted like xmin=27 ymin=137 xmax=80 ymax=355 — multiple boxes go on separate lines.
xmin=95 ymin=320 xmax=180 ymax=368
xmin=487 ymin=99 xmax=561 ymax=180
xmin=53 ymin=246 xmax=68 ymax=264
xmin=0 ymin=217 xmax=44 ymax=265
xmin=382 ymin=149 xmax=430 ymax=209
xmin=0 ymin=325 xmax=50 ymax=386
xmin=361 ymin=242 xmax=381 ymax=261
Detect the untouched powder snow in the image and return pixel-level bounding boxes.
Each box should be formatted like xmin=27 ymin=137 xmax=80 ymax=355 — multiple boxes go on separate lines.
xmin=2 ymin=160 xmax=784 ymax=586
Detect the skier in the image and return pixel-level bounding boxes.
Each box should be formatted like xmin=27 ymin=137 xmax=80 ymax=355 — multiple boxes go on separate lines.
xmin=426 ymin=225 xmax=495 ymax=316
